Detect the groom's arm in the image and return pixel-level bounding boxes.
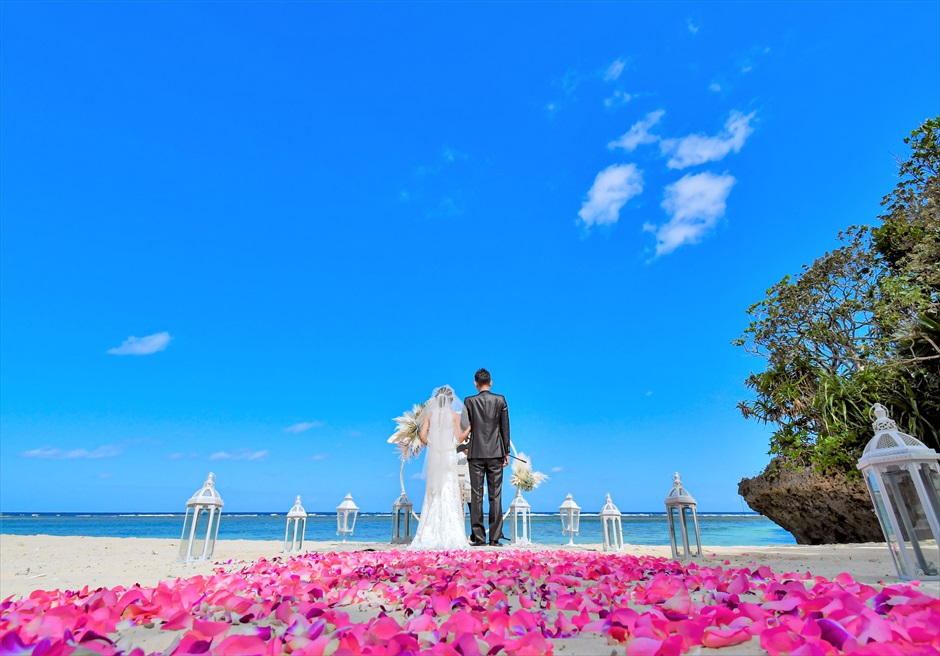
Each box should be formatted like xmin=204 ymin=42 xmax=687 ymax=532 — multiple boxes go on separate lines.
xmin=499 ymin=398 xmax=510 ymax=456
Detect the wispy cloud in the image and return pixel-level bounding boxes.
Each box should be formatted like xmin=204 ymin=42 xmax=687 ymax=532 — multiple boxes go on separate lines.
xmin=608 ymin=110 xmax=665 ymax=152
xmin=208 ymin=449 xmax=270 ymax=462
xmin=550 ymin=466 xmax=565 ymax=473
xmin=107 ymin=332 xmax=171 ymax=356
xmin=659 ymin=111 xmax=755 ymax=169
xmin=311 ymin=454 xmax=328 ymax=461
xmin=603 ymin=90 xmax=633 ymax=109
xmin=646 ymin=171 xmax=736 ymax=256
xmin=284 ymin=421 xmax=324 ymax=434
xmin=578 ymin=164 xmax=644 ymax=230
xmin=23 ymin=444 xmax=122 ymax=459
xmin=709 ymin=82 xmax=722 ymax=93
xmin=603 ymin=58 xmax=627 ymax=82
xmin=168 ymin=452 xmax=200 ymax=460
xmin=687 ymin=18 xmax=701 ymax=34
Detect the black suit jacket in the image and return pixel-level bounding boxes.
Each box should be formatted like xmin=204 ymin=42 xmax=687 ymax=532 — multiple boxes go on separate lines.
xmin=462 ymin=390 xmax=510 ymax=460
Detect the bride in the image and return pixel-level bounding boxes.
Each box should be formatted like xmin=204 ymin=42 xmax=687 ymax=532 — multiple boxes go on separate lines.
xmin=409 ymin=385 xmax=471 ymax=550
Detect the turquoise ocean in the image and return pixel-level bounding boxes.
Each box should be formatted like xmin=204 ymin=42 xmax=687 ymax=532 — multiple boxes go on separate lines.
xmin=0 ymin=512 xmax=794 ymax=547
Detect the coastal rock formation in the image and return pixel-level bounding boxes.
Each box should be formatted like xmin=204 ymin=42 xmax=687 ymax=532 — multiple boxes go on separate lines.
xmin=738 ymin=458 xmax=883 ymax=544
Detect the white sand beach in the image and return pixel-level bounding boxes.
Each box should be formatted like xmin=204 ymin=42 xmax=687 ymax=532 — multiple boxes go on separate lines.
xmin=2 ymin=535 xmax=938 ymax=656
xmin=2 ymin=534 xmax=937 ymax=601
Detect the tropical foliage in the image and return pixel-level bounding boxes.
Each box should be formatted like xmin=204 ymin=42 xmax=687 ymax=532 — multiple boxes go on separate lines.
xmin=735 ymin=117 xmax=940 ymax=473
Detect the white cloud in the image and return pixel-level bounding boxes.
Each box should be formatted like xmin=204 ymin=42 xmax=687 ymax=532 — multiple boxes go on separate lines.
xmin=209 ymin=449 xmax=270 ymax=462
xmin=709 ymin=82 xmax=722 ymax=93
xmin=311 ymin=454 xmax=328 ymax=461
xmin=649 ymin=172 xmax=736 ymax=256
xmin=603 ymin=58 xmax=626 ymax=81
xmin=604 ymin=90 xmax=633 ymax=109
xmin=284 ymin=421 xmax=324 ymax=434
xmin=608 ymin=110 xmax=665 ymax=152
xmin=578 ymin=164 xmax=644 ymax=230
xmin=687 ymin=19 xmax=700 ymax=34
xmin=410 ymin=471 xmax=426 ymax=481
xmin=550 ymin=466 xmax=565 ymax=473
xmin=659 ymin=111 xmax=755 ymax=169
xmin=107 ymin=332 xmax=171 ymax=356
xmin=23 ymin=444 xmax=122 ymax=459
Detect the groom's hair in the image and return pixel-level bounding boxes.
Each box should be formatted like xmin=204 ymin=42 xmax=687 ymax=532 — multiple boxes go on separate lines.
xmin=474 ymin=368 xmax=491 ymax=386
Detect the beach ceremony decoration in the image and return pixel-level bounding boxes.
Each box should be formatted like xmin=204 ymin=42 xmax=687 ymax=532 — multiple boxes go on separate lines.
xmin=600 ymin=492 xmax=625 ymax=552
xmin=559 ymin=493 xmax=581 ymax=545
xmin=387 ymin=402 xmax=427 ymax=543
xmin=857 ymin=403 xmax=940 ymax=580
xmin=665 ymin=471 xmax=703 ymax=561
xmin=507 ymin=489 xmax=532 ymax=545
xmin=336 ymin=493 xmax=359 ymax=543
xmin=283 ymin=495 xmax=307 ymax=553
xmin=177 ymin=472 xmax=224 ymax=563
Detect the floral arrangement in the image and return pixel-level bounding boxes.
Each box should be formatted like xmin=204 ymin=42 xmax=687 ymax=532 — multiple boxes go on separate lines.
xmin=509 ymin=452 xmax=548 ymax=493
xmin=387 ymin=402 xmax=428 ymax=462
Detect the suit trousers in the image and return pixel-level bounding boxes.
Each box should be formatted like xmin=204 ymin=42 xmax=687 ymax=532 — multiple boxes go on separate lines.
xmin=469 ymin=457 xmax=504 ymax=544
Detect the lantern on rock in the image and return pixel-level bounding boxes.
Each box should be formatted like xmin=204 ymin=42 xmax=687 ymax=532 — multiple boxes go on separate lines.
xmin=508 ymin=489 xmax=532 ymax=545
xmin=664 ymin=472 xmax=702 ymax=561
xmin=857 ymin=404 xmax=940 ymax=580
xmin=284 ymin=495 xmax=307 ymax=553
xmin=178 ymin=472 xmax=224 ymax=563
xmin=559 ymin=493 xmax=581 ymax=545
xmin=600 ymin=493 xmax=624 ymax=552
xmin=391 ymin=491 xmax=414 ymax=544
xmin=336 ymin=493 xmax=359 ymax=543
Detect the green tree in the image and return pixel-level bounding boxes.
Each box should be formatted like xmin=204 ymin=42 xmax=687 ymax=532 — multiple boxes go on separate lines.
xmin=736 ymin=117 xmax=940 ymax=473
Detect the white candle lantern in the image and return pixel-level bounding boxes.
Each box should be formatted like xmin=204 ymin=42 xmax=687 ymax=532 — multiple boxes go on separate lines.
xmin=336 ymin=493 xmax=359 ymax=543
xmin=664 ymin=472 xmax=702 ymax=561
xmin=508 ymin=489 xmax=532 ymax=545
xmin=559 ymin=493 xmax=581 ymax=545
xmin=600 ymin=493 xmax=624 ymax=552
xmin=391 ymin=491 xmax=414 ymax=544
xmin=178 ymin=472 xmax=224 ymax=563
xmin=857 ymin=404 xmax=940 ymax=580
xmin=284 ymin=495 xmax=307 ymax=553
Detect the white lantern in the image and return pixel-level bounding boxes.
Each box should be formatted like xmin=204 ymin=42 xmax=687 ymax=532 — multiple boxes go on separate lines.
xmin=284 ymin=495 xmax=307 ymax=553
xmin=559 ymin=493 xmax=581 ymax=545
xmin=336 ymin=493 xmax=359 ymax=543
xmin=600 ymin=493 xmax=624 ymax=552
xmin=508 ymin=489 xmax=532 ymax=545
xmin=664 ymin=472 xmax=701 ymax=561
xmin=391 ymin=491 xmax=414 ymax=544
xmin=178 ymin=472 xmax=224 ymax=563
xmin=857 ymin=404 xmax=940 ymax=580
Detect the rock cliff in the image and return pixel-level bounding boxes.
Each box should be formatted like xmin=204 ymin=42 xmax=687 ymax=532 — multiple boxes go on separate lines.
xmin=738 ymin=457 xmax=884 ymax=544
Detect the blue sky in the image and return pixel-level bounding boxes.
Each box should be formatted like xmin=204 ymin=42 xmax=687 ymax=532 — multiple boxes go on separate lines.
xmin=1 ymin=1 xmax=937 ymax=515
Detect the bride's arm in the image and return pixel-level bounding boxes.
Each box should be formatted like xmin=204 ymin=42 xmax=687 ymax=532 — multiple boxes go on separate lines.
xmin=453 ymin=413 xmax=471 ymax=442
xmin=420 ymin=415 xmax=430 ymax=446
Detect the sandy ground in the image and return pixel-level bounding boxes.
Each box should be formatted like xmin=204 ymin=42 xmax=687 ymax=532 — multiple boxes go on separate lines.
xmin=2 ymin=534 xmax=937 ymax=600
xmin=2 ymin=535 xmax=937 ymax=655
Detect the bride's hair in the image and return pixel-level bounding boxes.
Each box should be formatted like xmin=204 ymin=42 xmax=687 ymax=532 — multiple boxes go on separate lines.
xmin=434 ymin=386 xmax=455 ymax=402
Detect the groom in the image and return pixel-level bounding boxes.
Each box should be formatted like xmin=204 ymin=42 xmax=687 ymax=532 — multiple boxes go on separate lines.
xmin=461 ymin=368 xmax=511 ymax=546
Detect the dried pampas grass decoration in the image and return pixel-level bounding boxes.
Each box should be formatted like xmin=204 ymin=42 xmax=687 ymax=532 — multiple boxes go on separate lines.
xmin=387 ymin=403 xmax=428 ymax=462
xmin=510 ymin=452 xmax=548 ymax=493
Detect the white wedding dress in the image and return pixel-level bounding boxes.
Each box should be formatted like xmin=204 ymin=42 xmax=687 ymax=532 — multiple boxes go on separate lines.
xmin=409 ymin=395 xmax=468 ymax=550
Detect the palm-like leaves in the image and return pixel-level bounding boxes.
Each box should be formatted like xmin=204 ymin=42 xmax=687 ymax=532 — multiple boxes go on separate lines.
xmin=387 ymin=403 xmax=428 ymax=462
xmin=509 ymin=452 xmax=548 ymax=493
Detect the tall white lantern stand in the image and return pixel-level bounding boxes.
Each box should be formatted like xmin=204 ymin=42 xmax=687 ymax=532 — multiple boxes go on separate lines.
xmin=665 ymin=472 xmax=702 ymax=561
xmin=178 ymin=472 xmax=224 ymax=563
xmin=857 ymin=404 xmax=940 ymax=580
xmin=559 ymin=493 xmax=581 ymax=545
xmin=508 ymin=489 xmax=532 ymax=545
xmin=391 ymin=491 xmax=414 ymax=544
xmin=284 ymin=495 xmax=307 ymax=553
xmin=336 ymin=493 xmax=359 ymax=543
xmin=600 ymin=493 xmax=624 ymax=552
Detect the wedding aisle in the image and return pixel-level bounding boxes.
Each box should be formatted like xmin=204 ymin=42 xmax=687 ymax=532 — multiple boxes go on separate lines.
xmin=2 ymin=537 xmax=938 ymax=655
